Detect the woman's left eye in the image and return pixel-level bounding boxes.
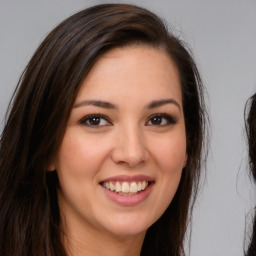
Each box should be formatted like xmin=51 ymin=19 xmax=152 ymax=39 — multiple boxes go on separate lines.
xmin=146 ymin=114 xmax=177 ymax=126
xmin=79 ymin=115 xmax=111 ymax=127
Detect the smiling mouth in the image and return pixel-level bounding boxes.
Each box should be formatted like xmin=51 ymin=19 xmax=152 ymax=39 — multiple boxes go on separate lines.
xmin=101 ymin=181 xmax=150 ymax=195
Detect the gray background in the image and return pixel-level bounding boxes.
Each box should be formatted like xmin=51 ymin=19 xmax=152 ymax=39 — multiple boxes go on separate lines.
xmin=1 ymin=0 xmax=256 ymax=255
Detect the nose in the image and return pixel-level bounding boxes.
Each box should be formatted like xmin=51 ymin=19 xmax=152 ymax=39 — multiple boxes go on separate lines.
xmin=111 ymin=125 xmax=149 ymax=168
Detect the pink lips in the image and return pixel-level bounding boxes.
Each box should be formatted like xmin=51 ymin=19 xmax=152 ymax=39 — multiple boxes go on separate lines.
xmin=100 ymin=175 xmax=154 ymax=206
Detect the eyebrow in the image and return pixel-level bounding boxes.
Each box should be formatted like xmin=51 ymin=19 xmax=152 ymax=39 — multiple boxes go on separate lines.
xmin=73 ymin=98 xmax=181 ymax=110
xmin=147 ymin=99 xmax=181 ymax=110
xmin=73 ymin=100 xmax=117 ymax=109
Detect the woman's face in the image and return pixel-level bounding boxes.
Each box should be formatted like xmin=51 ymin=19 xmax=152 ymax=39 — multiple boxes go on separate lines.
xmin=52 ymin=46 xmax=187 ymax=240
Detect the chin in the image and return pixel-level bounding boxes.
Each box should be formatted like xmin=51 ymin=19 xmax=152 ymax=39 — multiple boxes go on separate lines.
xmin=108 ymin=226 xmax=147 ymax=239
xmin=101 ymin=214 xmax=153 ymax=238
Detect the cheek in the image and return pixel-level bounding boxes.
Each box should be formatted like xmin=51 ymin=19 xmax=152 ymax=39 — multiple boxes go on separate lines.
xmin=146 ymin=132 xmax=186 ymax=222
xmin=155 ymin=139 xmax=185 ymax=190
xmin=150 ymin=131 xmax=186 ymax=172
xmin=56 ymin=129 xmax=111 ymax=177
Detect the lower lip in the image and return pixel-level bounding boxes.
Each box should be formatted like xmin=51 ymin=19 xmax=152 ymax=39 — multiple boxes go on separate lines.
xmin=101 ymin=183 xmax=153 ymax=206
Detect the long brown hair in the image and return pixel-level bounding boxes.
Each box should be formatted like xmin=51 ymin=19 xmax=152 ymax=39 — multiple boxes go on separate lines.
xmin=246 ymin=93 xmax=256 ymax=256
xmin=0 ymin=4 xmax=207 ymax=256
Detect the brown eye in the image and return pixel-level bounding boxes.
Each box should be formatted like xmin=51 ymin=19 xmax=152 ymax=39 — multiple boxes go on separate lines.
xmin=79 ymin=114 xmax=111 ymax=127
xmin=88 ymin=117 xmax=101 ymax=125
xmin=146 ymin=114 xmax=177 ymax=126
xmin=151 ymin=116 xmax=163 ymax=125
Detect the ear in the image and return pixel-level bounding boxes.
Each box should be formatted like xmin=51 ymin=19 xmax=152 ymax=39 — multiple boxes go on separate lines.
xmin=48 ymin=162 xmax=56 ymax=172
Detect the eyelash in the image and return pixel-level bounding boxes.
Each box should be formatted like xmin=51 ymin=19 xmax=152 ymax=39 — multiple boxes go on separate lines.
xmin=79 ymin=113 xmax=177 ymax=128
xmin=79 ymin=114 xmax=112 ymax=127
xmin=146 ymin=113 xmax=177 ymax=127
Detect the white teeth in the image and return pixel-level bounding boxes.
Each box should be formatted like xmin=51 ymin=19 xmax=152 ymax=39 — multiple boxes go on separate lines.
xmin=102 ymin=181 xmax=149 ymax=194
xmin=109 ymin=181 xmax=115 ymax=191
xmin=137 ymin=182 xmax=142 ymax=191
xmin=116 ymin=181 xmax=121 ymax=192
xmin=141 ymin=181 xmax=147 ymax=190
xmin=130 ymin=182 xmax=137 ymax=193
xmin=122 ymin=182 xmax=129 ymax=193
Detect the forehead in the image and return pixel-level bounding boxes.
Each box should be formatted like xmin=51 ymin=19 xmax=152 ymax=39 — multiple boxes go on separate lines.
xmin=76 ymin=45 xmax=182 ymax=106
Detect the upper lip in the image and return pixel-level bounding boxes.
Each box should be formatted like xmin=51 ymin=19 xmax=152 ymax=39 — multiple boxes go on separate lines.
xmin=100 ymin=175 xmax=155 ymax=183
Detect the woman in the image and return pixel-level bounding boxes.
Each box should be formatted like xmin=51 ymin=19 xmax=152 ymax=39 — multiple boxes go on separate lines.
xmin=0 ymin=4 xmax=207 ymax=256
xmin=246 ymin=93 xmax=256 ymax=256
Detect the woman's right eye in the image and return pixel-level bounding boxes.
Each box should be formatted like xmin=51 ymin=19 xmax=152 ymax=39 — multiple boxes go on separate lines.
xmin=79 ymin=114 xmax=112 ymax=127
